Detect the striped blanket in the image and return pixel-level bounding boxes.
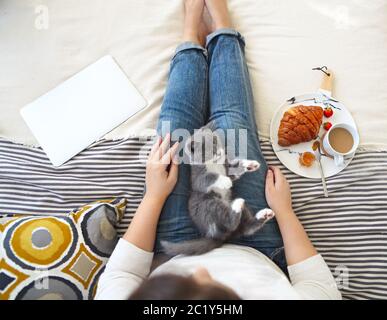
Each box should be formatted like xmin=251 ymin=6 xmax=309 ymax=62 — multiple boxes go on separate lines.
xmin=1 ymin=137 xmax=387 ymax=300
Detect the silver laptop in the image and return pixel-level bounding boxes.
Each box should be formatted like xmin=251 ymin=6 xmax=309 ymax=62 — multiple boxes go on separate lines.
xmin=21 ymin=55 xmax=147 ymax=166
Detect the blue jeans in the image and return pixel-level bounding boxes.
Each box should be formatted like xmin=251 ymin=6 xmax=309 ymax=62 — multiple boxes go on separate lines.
xmin=155 ymin=29 xmax=286 ymax=273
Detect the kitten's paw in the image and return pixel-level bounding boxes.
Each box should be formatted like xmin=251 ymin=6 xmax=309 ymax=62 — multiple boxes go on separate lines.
xmin=214 ymin=175 xmax=233 ymax=190
xmin=255 ymin=208 xmax=275 ymax=221
xmin=242 ymin=160 xmax=260 ymax=172
xmin=231 ymin=198 xmax=245 ymax=213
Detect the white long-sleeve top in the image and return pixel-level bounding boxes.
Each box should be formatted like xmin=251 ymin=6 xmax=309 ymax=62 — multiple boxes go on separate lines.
xmin=95 ymin=239 xmax=341 ymax=300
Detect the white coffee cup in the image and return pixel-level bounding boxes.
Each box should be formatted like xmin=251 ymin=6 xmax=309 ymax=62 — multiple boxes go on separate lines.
xmin=322 ymin=123 xmax=359 ymax=167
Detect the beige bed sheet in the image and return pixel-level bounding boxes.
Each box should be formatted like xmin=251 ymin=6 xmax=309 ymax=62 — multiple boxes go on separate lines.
xmin=0 ymin=0 xmax=386 ymax=149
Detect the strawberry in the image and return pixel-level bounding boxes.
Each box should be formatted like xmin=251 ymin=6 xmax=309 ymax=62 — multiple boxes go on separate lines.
xmin=323 ymin=122 xmax=332 ymax=131
xmin=323 ymin=107 xmax=333 ymax=118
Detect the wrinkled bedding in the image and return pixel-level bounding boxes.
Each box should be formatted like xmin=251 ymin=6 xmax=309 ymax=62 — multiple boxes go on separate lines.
xmin=1 ymin=0 xmax=386 ymax=149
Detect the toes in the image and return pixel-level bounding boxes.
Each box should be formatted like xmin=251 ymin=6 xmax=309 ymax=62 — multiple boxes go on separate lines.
xmin=255 ymin=208 xmax=275 ymax=221
xmin=241 ymin=160 xmax=260 ymax=172
xmin=246 ymin=160 xmax=260 ymax=171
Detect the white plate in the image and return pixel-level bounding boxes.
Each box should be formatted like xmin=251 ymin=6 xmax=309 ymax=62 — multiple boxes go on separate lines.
xmin=270 ymin=90 xmax=357 ymax=179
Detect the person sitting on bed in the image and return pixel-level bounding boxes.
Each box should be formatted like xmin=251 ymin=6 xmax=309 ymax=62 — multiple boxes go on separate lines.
xmin=95 ymin=0 xmax=341 ymax=300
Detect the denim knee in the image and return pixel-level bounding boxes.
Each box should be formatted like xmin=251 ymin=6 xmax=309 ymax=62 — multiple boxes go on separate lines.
xmin=173 ymin=41 xmax=207 ymax=60
xmin=206 ymin=28 xmax=245 ymax=48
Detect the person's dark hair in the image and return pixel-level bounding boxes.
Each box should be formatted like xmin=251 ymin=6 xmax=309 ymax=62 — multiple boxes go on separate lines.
xmin=129 ymin=274 xmax=240 ymax=300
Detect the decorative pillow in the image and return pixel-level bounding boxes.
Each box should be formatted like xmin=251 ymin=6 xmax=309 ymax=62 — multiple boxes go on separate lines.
xmin=0 ymin=198 xmax=126 ymax=300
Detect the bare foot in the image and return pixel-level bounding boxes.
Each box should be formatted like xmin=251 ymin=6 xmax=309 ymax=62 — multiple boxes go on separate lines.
xmin=255 ymin=208 xmax=275 ymax=221
xmin=198 ymin=20 xmax=210 ymax=46
xmin=183 ymin=0 xmax=206 ymax=45
xmin=205 ymin=0 xmax=232 ymax=30
xmin=203 ymin=6 xmax=216 ymax=34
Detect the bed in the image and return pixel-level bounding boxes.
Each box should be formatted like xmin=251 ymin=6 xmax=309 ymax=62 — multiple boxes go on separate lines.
xmin=1 ymin=137 xmax=387 ymax=299
xmin=1 ymin=0 xmax=386 ymax=148
xmin=1 ymin=0 xmax=387 ymax=300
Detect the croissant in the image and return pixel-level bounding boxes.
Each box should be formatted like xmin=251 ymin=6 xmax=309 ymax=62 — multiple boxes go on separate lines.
xmin=278 ymin=105 xmax=323 ymax=147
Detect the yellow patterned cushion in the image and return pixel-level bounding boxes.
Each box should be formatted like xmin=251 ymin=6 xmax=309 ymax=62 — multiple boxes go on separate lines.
xmin=0 ymin=198 xmax=126 ymax=300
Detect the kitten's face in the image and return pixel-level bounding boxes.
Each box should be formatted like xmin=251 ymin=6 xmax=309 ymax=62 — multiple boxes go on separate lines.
xmin=185 ymin=129 xmax=225 ymax=165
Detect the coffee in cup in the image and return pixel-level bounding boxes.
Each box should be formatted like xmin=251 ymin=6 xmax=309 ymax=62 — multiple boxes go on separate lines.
xmin=322 ymin=123 xmax=359 ymax=167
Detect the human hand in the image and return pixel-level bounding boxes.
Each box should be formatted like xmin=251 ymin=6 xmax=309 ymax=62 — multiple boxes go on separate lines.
xmin=265 ymin=166 xmax=293 ymax=215
xmin=145 ymin=134 xmax=179 ymax=203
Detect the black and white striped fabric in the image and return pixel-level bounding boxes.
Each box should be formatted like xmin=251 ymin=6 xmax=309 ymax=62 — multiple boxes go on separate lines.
xmin=1 ymin=137 xmax=387 ymax=300
xmin=0 ymin=138 xmax=149 ymax=233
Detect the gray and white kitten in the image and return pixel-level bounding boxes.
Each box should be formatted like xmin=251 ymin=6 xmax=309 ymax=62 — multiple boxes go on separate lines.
xmin=161 ymin=127 xmax=274 ymax=256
